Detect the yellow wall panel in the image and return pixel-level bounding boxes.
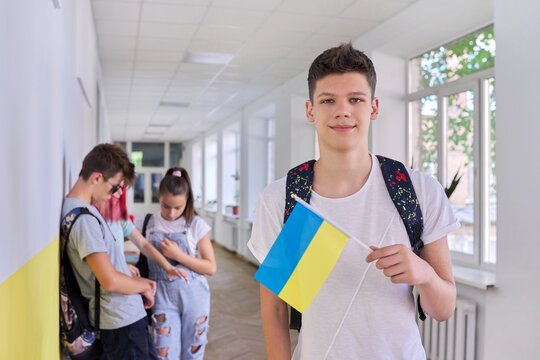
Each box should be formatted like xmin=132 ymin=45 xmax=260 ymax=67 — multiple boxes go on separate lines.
xmin=0 ymin=238 xmax=59 ymax=359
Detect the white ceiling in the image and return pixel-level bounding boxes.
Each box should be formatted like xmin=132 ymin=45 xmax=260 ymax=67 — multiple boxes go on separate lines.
xmin=91 ymin=0 xmax=418 ymax=142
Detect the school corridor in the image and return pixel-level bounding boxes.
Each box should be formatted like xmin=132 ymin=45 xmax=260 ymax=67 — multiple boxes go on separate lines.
xmin=2 ymin=0 xmax=540 ymax=359
xmin=206 ymin=244 xmax=297 ymax=360
xmin=205 ymin=244 xmax=265 ymax=360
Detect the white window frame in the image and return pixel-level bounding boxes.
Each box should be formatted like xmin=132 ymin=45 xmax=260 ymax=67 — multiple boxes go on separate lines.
xmin=407 ymin=67 xmax=495 ymax=269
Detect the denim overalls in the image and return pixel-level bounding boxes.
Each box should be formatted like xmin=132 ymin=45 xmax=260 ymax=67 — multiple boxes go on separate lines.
xmin=147 ymin=216 xmax=210 ymax=360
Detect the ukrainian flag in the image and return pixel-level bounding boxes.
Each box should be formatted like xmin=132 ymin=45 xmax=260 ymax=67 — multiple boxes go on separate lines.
xmin=255 ymin=197 xmax=368 ymax=313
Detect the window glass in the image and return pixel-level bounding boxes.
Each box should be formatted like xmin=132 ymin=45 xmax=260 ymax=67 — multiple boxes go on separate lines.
xmin=410 ymin=25 xmax=495 ymax=92
xmin=204 ymin=135 xmax=218 ymax=211
xmin=485 ymin=78 xmax=497 ymax=263
xmin=446 ymin=90 xmax=475 ymax=255
xmin=410 ymin=96 xmax=438 ymax=178
xmin=192 ymin=142 xmax=203 ymax=208
xmin=222 ymin=123 xmax=240 ymax=215
xmin=169 ymin=143 xmax=183 ymax=167
xmin=134 ymin=173 xmax=144 ymax=203
xmin=132 ymin=142 xmax=164 ymax=167
xmin=151 ymin=173 xmax=162 ymax=203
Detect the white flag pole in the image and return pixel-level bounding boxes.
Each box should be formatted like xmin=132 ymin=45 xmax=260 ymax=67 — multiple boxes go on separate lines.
xmin=292 ymin=194 xmax=372 ymax=252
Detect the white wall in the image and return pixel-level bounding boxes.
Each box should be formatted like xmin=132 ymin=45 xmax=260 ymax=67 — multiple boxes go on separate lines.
xmin=369 ymin=51 xmax=407 ymax=162
xmin=0 ymin=0 xmax=105 ymax=357
xmin=0 ymin=0 xmax=103 ymax=284
xmin=483 ymin=0 xmax=540 ymax=357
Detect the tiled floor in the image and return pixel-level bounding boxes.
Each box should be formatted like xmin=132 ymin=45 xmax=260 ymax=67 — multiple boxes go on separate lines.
xmin=205 ymin=244 xmax=298 ymax=360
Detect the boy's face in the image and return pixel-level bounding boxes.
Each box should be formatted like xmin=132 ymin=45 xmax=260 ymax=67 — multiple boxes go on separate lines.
xmin=306 ymin=72 xmax=378 ymax=153
xmin=92 ymin=171 xmax=124 ymax=203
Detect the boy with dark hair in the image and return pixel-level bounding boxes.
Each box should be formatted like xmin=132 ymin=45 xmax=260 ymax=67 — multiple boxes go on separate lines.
xmin=63 ymin=143 xmax=156 ymax=359
xmin=248 ymin=43 xmax=459 ymax=359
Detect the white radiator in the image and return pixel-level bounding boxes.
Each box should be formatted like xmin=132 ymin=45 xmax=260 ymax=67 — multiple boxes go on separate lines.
xmin=417 ymin=297 xmax=477 ymax=360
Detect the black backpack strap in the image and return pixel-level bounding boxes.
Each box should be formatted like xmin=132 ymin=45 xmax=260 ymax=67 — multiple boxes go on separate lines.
xmin=376 ymin=155 xmax=426 ymax=320
xmin=135 ymin=214 xmax=152 ymax=279
xmin=136 ymin=213 xmax=153 ymax=324
xmin=142 ymin=213 xmax=152 ymax=237
xmin=284 ymin=160 xmax=316 ymax=331
xmin=61 ymin=207 xmax=103 ymax=330
xmin=94 ymin=278 xmax=100 ymax=331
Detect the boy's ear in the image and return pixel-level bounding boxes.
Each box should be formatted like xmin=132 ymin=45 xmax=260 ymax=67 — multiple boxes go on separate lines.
xmin=90 ymin=172 xmax=102 ymax=185
xmin=370 ymin=97 xmax=379 ymax=120
xmin=306 ymin=99 xmax=314 ymax=123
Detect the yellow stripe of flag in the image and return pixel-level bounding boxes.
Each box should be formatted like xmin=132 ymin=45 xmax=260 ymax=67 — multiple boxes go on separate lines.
xmin=279 ymin=221 xmax=349 ymax=313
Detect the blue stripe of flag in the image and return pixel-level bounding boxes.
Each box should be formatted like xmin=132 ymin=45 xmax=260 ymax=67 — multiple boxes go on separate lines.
xmin=254 ymin=203 xmax=323 ymax=295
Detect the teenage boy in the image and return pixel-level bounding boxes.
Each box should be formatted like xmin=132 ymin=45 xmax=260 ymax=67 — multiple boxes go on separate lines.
xmin=248 ymin=43 xmax=460 ymax=359
xmin=63 ymin=143 xmax=156 ymax=359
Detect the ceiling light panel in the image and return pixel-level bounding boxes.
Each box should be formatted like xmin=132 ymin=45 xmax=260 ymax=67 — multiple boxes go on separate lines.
xmin=182 ymin=51 xmax=234 ymax=65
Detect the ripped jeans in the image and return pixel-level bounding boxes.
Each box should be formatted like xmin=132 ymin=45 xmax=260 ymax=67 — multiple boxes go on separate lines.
xmin=151 ymin=276 xmax=210 ymax=359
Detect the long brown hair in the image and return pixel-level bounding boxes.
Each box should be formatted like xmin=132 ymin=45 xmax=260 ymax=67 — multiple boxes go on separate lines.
xmin=158 ymin=167 xmax=197 ymax=223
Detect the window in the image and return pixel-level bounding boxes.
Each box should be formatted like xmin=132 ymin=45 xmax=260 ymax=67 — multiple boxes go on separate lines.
xmin=247 ymin=105 xmax=275 ymax=221
xmin=408 ymin=25 xmax=496 ymax=266
xmin=151 ymin=173 xmax=162 ymax=203
xmin=204 ymin=134 xmax=218 ymax=212
xmin=192 ymin=141 xmax=203 ymax=208
xmin=134 ymin=173 xmax=144 ymax=203
xmin=222 ymin=122 xmax=240 ymax=215
xmin=132 ymin=142 xmax=164 ymax=167
xmin=169 ymin=143 xmax=183 ymax=167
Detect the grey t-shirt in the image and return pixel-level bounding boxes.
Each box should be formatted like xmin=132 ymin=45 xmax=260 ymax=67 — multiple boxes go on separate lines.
xmin=62 ymin=198 xmax=146 ymax=330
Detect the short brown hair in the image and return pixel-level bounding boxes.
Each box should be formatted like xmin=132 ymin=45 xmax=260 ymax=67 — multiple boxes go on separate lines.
xmin=307 ymin=42 xmax=377 ymax=101
xmin=79 ymin=143 xmax=135 ymax=186
xmin=158 ymin=167 xmax=197 ymax=224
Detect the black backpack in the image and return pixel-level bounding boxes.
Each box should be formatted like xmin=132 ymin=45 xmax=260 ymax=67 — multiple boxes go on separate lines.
xmin=284 ymin=155 xmax=426 ymax=331
xmin=60 ymin=207 xmax=103 ymax=359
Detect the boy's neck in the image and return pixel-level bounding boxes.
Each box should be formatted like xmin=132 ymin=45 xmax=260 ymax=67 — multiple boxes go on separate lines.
xmin=66 ymin=178 xmax=93 ymax=204
xmin=313 ymin=149 xmax=372 ymax=198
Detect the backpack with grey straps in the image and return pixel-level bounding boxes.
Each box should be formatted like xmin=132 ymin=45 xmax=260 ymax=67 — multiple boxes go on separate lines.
xmin=60 ymin=207 xmax=103 ymax=360
xmin=284 ymin=155 xmax=426 ymax=331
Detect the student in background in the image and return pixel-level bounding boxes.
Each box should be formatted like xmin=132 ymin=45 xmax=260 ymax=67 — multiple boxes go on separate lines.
xmin=138 ymin=167 xmax=216 ymax=359
xmin=93 ymin=184 xmax=187 ymax=280
xmin=62 ymin=143 xmax=156 ymax=359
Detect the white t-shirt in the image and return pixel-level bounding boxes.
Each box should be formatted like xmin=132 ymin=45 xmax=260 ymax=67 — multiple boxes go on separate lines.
xmin=248 ymin=155 xmax=460 ymax=360
xmin=137 ymin=213 xmax=211 ymax=256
